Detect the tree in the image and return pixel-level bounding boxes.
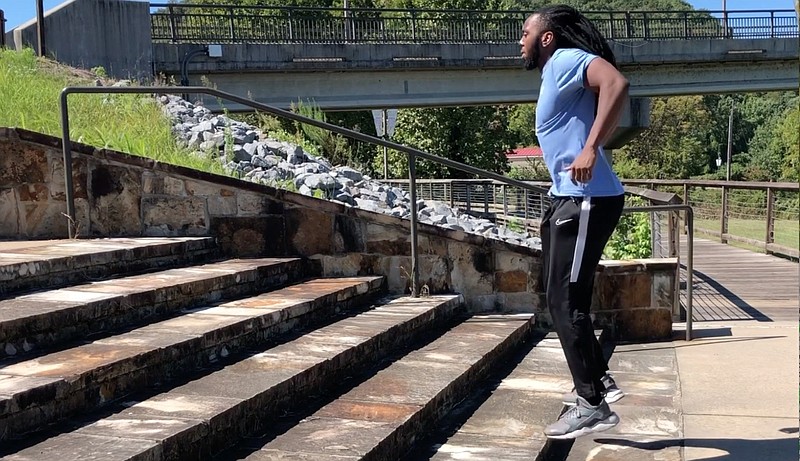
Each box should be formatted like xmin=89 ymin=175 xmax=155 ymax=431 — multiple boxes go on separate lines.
xmin=508 ymin=103 xmax=538 ymax=148
xmin=615 ymin=96 xmax=712 ymax=179
xmin=376 ymin=106 xmax=515 ymax=178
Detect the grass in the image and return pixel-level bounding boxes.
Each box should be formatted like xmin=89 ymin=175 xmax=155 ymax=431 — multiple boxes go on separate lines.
xmin=0 ymin=48 xmax=225 ymax=174
xmin=695 ymin=218 xmax=799 ymax=250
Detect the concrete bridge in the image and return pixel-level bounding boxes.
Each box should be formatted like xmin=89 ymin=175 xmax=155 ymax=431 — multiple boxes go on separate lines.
xmin=146 ymin=5 xmax=800 ymax=110
xmin=6 ymin=1 xmax=799 ymax=111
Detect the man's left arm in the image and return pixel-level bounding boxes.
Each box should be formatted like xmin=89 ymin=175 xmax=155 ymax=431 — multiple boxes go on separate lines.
xmin=566 ymin=58 xmax=629 ymax=183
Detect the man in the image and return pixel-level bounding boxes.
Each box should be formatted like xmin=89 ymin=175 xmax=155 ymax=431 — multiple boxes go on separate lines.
xmin=519 ymin=5 xmax=628 ymax=440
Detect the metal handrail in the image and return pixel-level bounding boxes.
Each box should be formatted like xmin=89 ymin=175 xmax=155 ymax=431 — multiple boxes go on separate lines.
xmin=625 ymin=204 xmax=695 ymax=341
xmin=59 ymin=85 xmax=695 ymax=340
xmin=149 ymin=4 xmax=798 ymax=43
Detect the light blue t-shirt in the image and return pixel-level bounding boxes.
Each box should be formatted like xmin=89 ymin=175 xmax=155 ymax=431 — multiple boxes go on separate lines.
xmin=535 ymin=48 xmax=624 ymax=198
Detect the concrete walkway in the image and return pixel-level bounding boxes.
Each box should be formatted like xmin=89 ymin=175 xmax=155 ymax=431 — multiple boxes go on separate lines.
xmin=678 ymin=320 xmax=798 ymax=461
xmin=563 ymin=320 xmax=798 ymax=461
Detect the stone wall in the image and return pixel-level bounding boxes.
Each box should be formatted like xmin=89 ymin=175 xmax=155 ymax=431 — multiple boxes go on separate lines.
xmin=0 ymin=128 xmax=676 ymax=341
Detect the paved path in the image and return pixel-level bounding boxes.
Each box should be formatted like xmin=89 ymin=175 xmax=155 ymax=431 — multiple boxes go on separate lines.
xmin=564 ymin=238 xmax=798 ymax=461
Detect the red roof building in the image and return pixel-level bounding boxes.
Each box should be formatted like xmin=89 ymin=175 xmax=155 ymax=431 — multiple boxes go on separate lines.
xmin=506 ymin=146 xmax=543 ymax=166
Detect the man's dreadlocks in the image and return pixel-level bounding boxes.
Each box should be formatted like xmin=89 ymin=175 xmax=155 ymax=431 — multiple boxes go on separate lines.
xmin=532 ymin=5 xmax=617 ymax=68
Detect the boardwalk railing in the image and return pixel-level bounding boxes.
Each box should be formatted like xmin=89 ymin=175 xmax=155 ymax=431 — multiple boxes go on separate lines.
xmin=624 ymin=179 xmax=799 ymax=260
xmin=149 ymin=5 xmax=799 ymax=44
xmin=383 ymin=178 xmax=683 ymax=258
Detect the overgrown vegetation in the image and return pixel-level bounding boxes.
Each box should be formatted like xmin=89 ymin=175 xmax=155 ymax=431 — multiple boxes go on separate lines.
xmin=604 ymin=197 xmax=653 ymax=260
xmin=0 ymin=48 xmax=224 ymax=174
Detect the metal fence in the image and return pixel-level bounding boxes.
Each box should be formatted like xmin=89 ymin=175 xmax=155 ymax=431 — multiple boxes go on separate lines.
xmin=625 ymin=179 xmax=799 ymax=260
xmin=384 ymin=179 xmax=682 ymax=258
xmin=149 ymin=5 xmax=799 ymax=44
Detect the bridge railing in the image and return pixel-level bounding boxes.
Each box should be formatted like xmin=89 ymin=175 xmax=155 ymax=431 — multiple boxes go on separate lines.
xmin=624 ymin=179 xmax=799 ymax=260
xmin=149 ymin=5 xmax=799 ymax=44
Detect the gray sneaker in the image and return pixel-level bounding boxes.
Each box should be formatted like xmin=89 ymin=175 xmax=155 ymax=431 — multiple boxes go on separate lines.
xmin=544 ymin=396 xmax=620 ymax=440
xmin=562 ymin=373 xmax=624 ymax=406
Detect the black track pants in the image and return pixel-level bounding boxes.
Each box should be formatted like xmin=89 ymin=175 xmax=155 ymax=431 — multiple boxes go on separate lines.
xmin=540 ymin=194 xmax=624 ymax=402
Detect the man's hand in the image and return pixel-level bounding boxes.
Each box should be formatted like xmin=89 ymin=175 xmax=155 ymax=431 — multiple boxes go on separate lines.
xmin=565 ymin=145 xmax=598 ymax=183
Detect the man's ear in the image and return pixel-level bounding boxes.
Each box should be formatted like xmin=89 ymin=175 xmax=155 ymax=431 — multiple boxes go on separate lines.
xmin=541 ymin=31 xmax=554 ymax=48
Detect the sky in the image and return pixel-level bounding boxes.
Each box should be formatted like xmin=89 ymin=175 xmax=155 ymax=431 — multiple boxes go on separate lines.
xmin=1 ymin=0 xmax=796 ymax=30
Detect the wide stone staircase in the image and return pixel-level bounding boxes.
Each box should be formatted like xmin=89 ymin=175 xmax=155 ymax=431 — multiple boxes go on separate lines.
xmin=0 ymin=237 xmax=577 ymax=461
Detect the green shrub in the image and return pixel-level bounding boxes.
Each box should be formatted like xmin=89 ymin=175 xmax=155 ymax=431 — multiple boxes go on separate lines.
xmin=603 ymin=196 xmax=652 ymax=260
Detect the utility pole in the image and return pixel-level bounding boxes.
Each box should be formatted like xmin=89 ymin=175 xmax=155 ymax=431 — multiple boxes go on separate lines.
xmin=726 ymin=104 xmax=734 ymax=182
xmin=36 ymin=0 xmax=46 ymax=57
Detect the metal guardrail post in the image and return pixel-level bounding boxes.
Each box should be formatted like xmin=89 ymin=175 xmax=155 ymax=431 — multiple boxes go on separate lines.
xmin=228 ymin=7 xmax=236 ymax=42
xmin=720 ymin=185 xmax=728 ymax=244
xmin=408 ymin=154 xmax=419 ymax=298
xmin=770 ymin=11 xmax=775 ymax=37
xmin=483 ymin=184 xmax=489 ymax=214
xmin=59 ymin=91 xmax=77 ymax=238
xmin=765 ymin=187 xmax=774 ymax=252
xmin=168 ymin=5 xmax=178 ymax=43
xmin=625 ymin=204 xmax=695 ymax=341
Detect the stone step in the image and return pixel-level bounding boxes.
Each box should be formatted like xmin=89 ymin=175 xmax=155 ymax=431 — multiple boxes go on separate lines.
xmin=422 ymin=332 xmax=569 ymax=461
xmin=0 ymin=276 xmax=385 ymax=442
xmin=0 ymin=237 xmax=218 ymax=296
xmin=0 ymin=257 xmax=308 ymax=359
xmin=2 ymin=295 xmax=463 ymax=460
xmin=238 ymin=313 xmax=535 ymax=461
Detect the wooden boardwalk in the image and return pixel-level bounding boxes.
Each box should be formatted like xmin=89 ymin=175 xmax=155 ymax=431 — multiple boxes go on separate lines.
xmin=679 ymin=236 xmax=799 ymax=322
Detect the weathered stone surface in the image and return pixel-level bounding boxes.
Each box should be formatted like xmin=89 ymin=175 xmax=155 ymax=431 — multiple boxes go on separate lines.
xmin=594 ymin=272 xmax=652 ymax=310
xmin=430 ymin=433 xmax=548 ymax=461
xmin=285 ymin=207 xmax=333 ymax=256
xmin=495 ymin=270 xmax=529 ymax=293
xmin=0 ymin=189 xmax=20 ymax=236
xmin=0 ymin=273 xmax=379 ymax=439
xmin=89 ymin=164 xmax=143 ymax=236
xmin=254 ymin=314 xmax=529 ymax=460
xmin=211 ymin=216 xmax=286 ymax=257
xmin=3 ymin=433 xmax=162 ymax=461
xmin=612 ymin=308 xmax=673 ymax=341
xmin=142 ymin=196 xmax=208 ymax=236
xmin=448 ymin=242 xmax=494 ymax=300
xmin=22 ymin=202 xmax=69 ymax=237
xmin=0 ymin=145 xmax=47 ymax=187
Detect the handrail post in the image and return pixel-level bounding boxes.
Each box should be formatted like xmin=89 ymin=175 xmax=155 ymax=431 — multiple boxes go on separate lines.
xmin=720 ymin=184 xmax=728 ymax=244
xmin=287 ymin=9 xmax=294 ymax=41
xmin=765 ymin=187 xmax=775 ymax=253
xmin=625 ymin=11 xmax=633 ymax=38
xmin=408 ymin=154 xmax=420 ymax=298
xmin=524 ymin=189 xmax=529 ymax=219
xmin=411 ymin=9 xmax=417 ymax=42
xmin=502 ymin=184 xmax=508 ymax=216
xmin=683 ymin=11 xmax=689 ymax=38
xmin=770 ymin=11 xmax=775 ymax=38
xmin=169 ymin=4 xmax=178 ymax=43
xmin=683 ymin=183 xmax=689 ymax=235
xmin=228 ymin=7 xmax=236 ymax=42
xmin=59 ymin=90 xmax=77 ymax=239
xmin=685 ymin=207 xmax=694 ymax=341
xmin=483 ymin=182 xmax=489 ymax=214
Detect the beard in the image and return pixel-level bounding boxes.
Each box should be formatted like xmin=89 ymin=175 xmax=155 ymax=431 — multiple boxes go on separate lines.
xmin=523 ymin=37 xmax=541 ymax=71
